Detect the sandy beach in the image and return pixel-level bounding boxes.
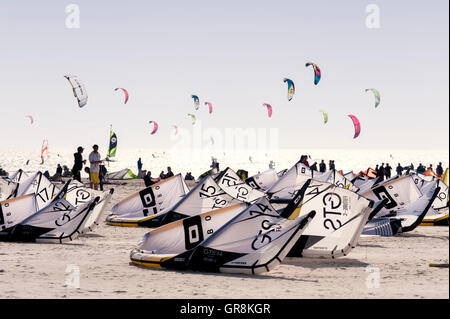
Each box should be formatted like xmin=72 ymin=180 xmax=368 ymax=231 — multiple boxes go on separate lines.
xmin=0 ymin=178 xmax=448 ymax=299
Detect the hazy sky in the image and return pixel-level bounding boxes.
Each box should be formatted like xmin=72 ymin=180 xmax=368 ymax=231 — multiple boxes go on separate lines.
xmin=0 ymin=0 xmax=448 ymax=153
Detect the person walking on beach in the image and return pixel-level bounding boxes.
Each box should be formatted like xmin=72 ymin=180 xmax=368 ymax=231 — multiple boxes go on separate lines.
xmin=88 ymin=144 xmax=102 ymax=190
xmin=319 ymin=160 xmax=326 ymax=173
xmin=71 ymin=146 xmax=86 ymax=182
xmin=436 ymin=162 xmax=444 ymax=178
xmin=137 ymin=158 xmax=143 ymax=177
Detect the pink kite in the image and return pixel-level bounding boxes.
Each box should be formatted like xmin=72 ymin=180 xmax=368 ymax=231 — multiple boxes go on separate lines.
xmin=348 ymin=114 xmax=361 ymax=139
xmin=25 ymin=115 xmax=34 ymax=124
xmin=263 ymin=103 xmax=272 ymax=118
xmin=204 ymin=102 xmax=213 ymax=114
xmin=149 ymin=121 xmax=158 ymax=135
xmin=172 ymin=125 xmax=178 ymax=135
xmin=115 ymin=88 xmax=129 ymax=104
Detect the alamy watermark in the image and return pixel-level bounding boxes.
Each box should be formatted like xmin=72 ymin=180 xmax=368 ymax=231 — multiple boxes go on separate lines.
xmin=365 ymin=4 xmax=381 ymax=29
xmin=169 ymin=120 xmax=280 ymax=164
xmin=65 ymin=264 xmax=80 ymax=289
xmin=365 ymin=264 xmax=380 ymax=288
xmin=65 ymin=4 xmax=80 ymax=29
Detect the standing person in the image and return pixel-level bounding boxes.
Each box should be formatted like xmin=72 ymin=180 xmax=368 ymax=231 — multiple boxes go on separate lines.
xmin=210 ymin=157 xmax=220 ymax=174
xmin=71 ymin=146 xmax=86 ymax=182
xmin=396 ymin=163 xmax=403 ymax=176
xmin=328 ymin=160 xmax=334 ymax=171
xmin=165 ymin=166 xmax=174 ymax=178
xmin=406 ymin=163 xmax=414 ymax=175
xmin=88 ymin=144 xmax=102 ymax=190
xmin=436 ymin=162 xmax=444 ymax=178
xmin=319 ymin=160 xmax=326 ymax=173
xmin=56 ymin=164 xmax=63 ymax=176
xmin=99 ymin=164 xmax=107 ymax=191
xmin=378 ymin=163 xmax=385 ymax=181
xmin=137 ymin=158 xmax=143 ymax=178
xmin=385 ymin=163 xmax=392 ymax=179
xmin=269 ymin=160 xmax=275 ymax=170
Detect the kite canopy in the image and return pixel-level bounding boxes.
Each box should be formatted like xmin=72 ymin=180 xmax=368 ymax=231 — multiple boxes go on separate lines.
xmin=105 ymin=168 xmax=137 ymax=180
xmin=262 ymin=103 xmax=272 ymax=118
xmin=41 ymin=139 xmax=49 ymax=164
xmin=348 ymin=115 xmax=361 ymax=139
xmin=365 ymin=88 xmax=381 ymax=108
xmin=283 ymin=78 xmax=295 ymax=101
xmin=319 ymin=110 xmax=328 ymax=124
xmin=115 ymin=88 xmax=129 ymax=104
xmin=204 ymin=102 xmax=213 ymax=114
xmin=172 ymin=125 xmax=178 ymax=135
xmin=149 ymin=121 xmax=158 ymax=135
xmin=25 ymin=115 xmax=34 ymax=124
xmin=305 ymin=62 xmax=321 ymax=85
xmin=64 ymin=75 xmax=88 ymax=108
xmin=108 ymin=130 xmax=118 ymax=158
xmin=191 ymin=95 xmax=200 ymax=110
xmin=187 ymin=113 xmax=196 ymax=125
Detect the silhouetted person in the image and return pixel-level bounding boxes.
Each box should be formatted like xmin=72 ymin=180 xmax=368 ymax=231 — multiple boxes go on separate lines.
xmin=385 ymin=163 xmax=392 ymax=179
xmin=165 ymin=166 xmax=174 ymax=178
xmin=378 ymin=163 xmax=385 ymax=181
xmin=329 ymin=160 xmax=335 ymax=171
xmin=436 ymin=162 xmax=444 ymax=177
xmin=396 ymin=163 xmax=403 ymax=176
xmin=144 ymin=171 xmax=160 ymax=187
xmin=319 ymin=160 xmax=326 ymax=173
xmin=71 ymin=146 xmax=86 ymax=182
xmin=137 ymin=158 xmax=143 ymax=177
xmin=416 ymin=163 xmax=426 ymax=174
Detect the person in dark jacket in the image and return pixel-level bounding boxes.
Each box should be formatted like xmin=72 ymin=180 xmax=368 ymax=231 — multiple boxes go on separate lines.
xmin=71 ymin=146 xmax=86 ymax=182
xmin=165 ymin=166 xmax=174 ymax=178
xmin=384 ymin=163 xmax=392 ymax=179
xmin=416 ymin=163 xmax=426 ymax=174
xmin=144 ymin=171 xmax=160 ymax=187
xmin=378 ymin=163 xmax=385 ymax=181
xmin=319 ymin=160 xmax=326 ymax=173
xmin=406 ymin=163 xmax=414 ymax=175
xmin=436 ymin=162 xmax=444 ymax=177
xmin=329 ymin=160 xmax=335 ymax=171
xmin=396 ymin=163 xmax=403 ymax=176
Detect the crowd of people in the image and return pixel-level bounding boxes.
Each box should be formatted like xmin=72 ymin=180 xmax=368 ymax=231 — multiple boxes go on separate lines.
xmin=16 ymin=148 xmax=446 ymax=192
xmin=298 ymin=155 xmax=336 ymax=173
xmin=297 ymin=155 xmax=445 ymax=182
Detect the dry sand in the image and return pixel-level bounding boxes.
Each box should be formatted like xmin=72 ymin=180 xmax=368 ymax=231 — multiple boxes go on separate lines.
xmin=0 ymin=179 xmax=448 ymax=299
